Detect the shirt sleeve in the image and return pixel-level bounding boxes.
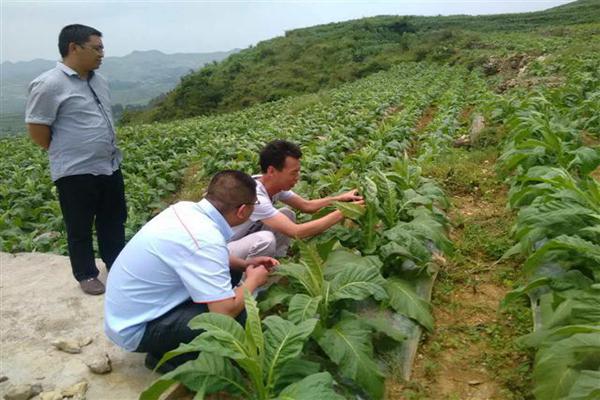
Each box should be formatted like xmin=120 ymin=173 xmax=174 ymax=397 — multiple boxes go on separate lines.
xmin=25 ymin=78 xmax=60 ymax=125
xmin=250 ymin=189 xmax=280 ymax=221
xmin=277 ymin=190 xmax=296 ymax=201
xmin=176 ymin=243 xmax=235 ymax=303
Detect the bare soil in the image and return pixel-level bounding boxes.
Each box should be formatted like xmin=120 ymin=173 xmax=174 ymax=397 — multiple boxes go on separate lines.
xmin=415 ymin=106 xmax=438 ymax=132
xmin=394 ymin=152 xmax=532 ymax=400
xmin=0 ymin=252 xmax=157 ymax=399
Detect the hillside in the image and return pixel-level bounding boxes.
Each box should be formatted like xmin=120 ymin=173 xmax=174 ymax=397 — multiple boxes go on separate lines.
xmin=123 ymin=0 xmax=600 ymax=124
xmin=0 ymin=49 xmax=237 ymax=136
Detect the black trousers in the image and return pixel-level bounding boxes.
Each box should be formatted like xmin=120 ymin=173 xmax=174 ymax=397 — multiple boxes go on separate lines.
xmin=55 ymin=169 xmax=127 ymax=281
xmin=135 ymin=274 xmax=246 ymax=366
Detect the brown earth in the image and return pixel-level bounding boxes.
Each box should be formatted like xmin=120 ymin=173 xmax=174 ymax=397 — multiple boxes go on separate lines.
xmin=391 ymin=151 xmax=532 ymax=400
xmin=415 ymin=106 xmax=438 ymax=132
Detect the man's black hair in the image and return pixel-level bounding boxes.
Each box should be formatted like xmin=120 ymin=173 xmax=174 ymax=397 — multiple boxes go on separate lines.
xmin=59 ymin=24 xmax=102 ymax=58
xmin=259 ymin=140 xmax=302 ymax=173
xmin=206 ymin=170 xmax=257 ymax=213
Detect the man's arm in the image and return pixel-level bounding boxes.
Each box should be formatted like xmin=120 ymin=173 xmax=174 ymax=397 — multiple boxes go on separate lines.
xmin=228 ymin=255 xmax=279 ymax=271
xmin=282 ymin=189 xmax=362 ymax=214
xmin=207 ymin=265 xmax=269 ymax=317
xmin=261 ymin=209 xmax=344 ymax=239
xmin=27 ymin=124 xmax=51 ymax=150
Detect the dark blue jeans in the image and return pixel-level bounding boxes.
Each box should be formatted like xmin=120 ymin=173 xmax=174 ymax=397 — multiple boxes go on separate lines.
xmin=55 ymin=169 xmax=127 ymax=281
xmin=135 ymin=298 xmax=247 ymax=367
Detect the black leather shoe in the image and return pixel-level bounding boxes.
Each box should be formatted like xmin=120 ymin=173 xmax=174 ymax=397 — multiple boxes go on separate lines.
xmin=79 ymin=277 xmax=105 ymax=295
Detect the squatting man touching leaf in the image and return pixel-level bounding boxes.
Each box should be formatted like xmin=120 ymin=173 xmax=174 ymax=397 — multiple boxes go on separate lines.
xmin=228 ymin=139 xmax=364 ymax=259
xmin=104 ymin=170 xmax=278 ymax=372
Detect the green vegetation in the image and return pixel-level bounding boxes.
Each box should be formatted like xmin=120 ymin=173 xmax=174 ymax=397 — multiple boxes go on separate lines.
xmin=495 ymin=54 xmax=600 ymax=399
xmin=123 ymin=0 xmax=600 ymax=124
xmin=1 ymin=1 xmax=599 ymax=398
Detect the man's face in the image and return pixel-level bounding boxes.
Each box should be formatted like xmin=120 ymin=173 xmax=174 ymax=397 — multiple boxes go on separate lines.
xmin=272 ymin=156 xmax=301 ymax=191
xmin=74 ymin=35 xmax=104 ymax=71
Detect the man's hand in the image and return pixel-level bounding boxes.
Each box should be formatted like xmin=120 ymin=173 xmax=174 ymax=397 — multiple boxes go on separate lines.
xmin=245 ymin=265 xmax=270 ymax=287
xmin=246 ymin=256 xmax=279 ymax=271
xmin=336 ymin=189 xmax=363 ymax=203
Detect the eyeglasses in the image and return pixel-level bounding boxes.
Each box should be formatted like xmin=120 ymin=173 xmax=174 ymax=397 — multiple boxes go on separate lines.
xmin=79 ymin=44 xmax=104 ymax=54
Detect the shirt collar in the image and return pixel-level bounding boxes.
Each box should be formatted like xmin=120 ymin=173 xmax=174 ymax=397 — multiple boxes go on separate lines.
xmin=56 ymin=62 xmax=95 ymax=80
xmin=197 ymin=199 xmax=233 ymax=241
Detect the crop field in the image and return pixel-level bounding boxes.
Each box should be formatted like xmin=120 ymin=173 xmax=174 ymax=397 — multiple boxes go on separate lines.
xmin=1 ymin=43 xmax=599 ymax=400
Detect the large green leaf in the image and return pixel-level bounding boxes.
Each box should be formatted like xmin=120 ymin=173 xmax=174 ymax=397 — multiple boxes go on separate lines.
xmin=244 ymin=288 xmax=264 ymax=356
xmin=329 ymin=264 xmax=387 ymax=302
xmin=259 ymin=284 xmax=292 ymax=312
xmin=262 ymin=316 xmax=318 ymax=392
xmin=276 ymin=262 xmax=321 ymax=298
xmin=317 ymin=317 xmax=385 ymax=400
xmin=380 ymin=227 xmax=432 ymax=265
xmin=287 ymin=294 xmax=321 ymax=323
xmin=187 ymin=312 xmax=249 ymax=360
xmin=334 ymin=201 xmax=365 ymax=220
xmin=273 ymin=358 xmax=322 ymax=393
xmin=515 ymin=203 xmax=598 ymax=244
xmin=567 ymin=146 xmax=600 ymax=176
xmin=533 ymin=332 xmax=600 ymax=400
xmin=502 ymin=277 xmax=551 ymax=308
xmin=276 ymin=372 xmax=345 ymax=400
xmin=360 ymin=311 xmax=406 ymax=342
xmin=141 ymin=353 xmax=248 ymax=400
xmin=523 ymin=235 xmax=600 ymax=276
xmin=385 ymin=278 xmax=434 ymax=332
xmin=372 ymin=168 xmax=399 ymax=228
xmin=519 ymin=325 xmax=600 ymax=349
xmin=565 ymin=370 xmax=600 ymax=400
xmin=324 ymin=248 xmax=382 ymax=278
xmin=297 ymin=241 xmax=325 ymax=296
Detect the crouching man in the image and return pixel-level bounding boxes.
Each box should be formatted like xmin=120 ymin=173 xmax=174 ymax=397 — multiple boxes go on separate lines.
xmin=228 ymin=139 xmax=363 ymax=259
xmin=104 ymin=170 xmax=277 ymax=371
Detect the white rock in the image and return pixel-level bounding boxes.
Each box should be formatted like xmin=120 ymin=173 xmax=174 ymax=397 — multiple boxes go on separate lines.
xmin=85 ymin=353 xmax=112 ymax=374
xmin=37 ymin=390 xmax=63 ymax=400
xmin=78 ymin=337 xmax=93 ymax=348
xmin=3 ymin=383 xmax=42 ymax=400
xmin=61 ymin=381 xmax=88 ymax=399
xmin=51 ymin=339 xmax=81 ymax=354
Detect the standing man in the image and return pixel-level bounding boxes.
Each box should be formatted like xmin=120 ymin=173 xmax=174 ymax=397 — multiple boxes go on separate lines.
xmin=105 ymin=170 xmax=275 ymax=371
xmin=228 ymin=140 xmax=363 ymax=259
xmin=25 ymin=24 xmax=125 ymax=295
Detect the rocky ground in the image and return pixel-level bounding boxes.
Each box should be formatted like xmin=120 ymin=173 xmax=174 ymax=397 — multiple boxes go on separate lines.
xmin=0 ymin=252 xmax=158 ymax=400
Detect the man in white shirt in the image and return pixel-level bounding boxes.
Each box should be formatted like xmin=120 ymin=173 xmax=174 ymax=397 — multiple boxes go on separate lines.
xmin=105 ymin=170 xmax=276 ymax=371
xmin=228 ymin=140 xmax=362 ymax=259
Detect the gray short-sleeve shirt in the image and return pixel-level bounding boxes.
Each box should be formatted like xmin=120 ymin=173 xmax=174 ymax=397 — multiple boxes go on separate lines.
xmin=25 ymin=62 xmax=122 ymax=181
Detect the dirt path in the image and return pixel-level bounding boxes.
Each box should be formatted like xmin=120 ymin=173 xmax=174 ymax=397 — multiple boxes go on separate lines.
xmin=396 ymin=149 xmax=533 ymax=400
xmin=0 ymin=252 xmax=158 ymax=399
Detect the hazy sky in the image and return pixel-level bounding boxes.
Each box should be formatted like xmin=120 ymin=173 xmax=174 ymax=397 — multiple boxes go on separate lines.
xmin=2 ymin=0 xmax=574 ymax=63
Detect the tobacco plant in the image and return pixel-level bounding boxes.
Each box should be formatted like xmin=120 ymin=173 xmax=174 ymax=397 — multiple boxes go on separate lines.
xmin=141 ymin=290 xmax=343 ymax=400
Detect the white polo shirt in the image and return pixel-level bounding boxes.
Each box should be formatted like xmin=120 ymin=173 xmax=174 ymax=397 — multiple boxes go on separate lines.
xmin=104 ymin=199 xmax=235 ymax=351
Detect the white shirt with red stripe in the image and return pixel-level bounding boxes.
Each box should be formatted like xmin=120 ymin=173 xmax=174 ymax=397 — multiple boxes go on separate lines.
xmin=104 ymin=199 xmax=234 ymax=351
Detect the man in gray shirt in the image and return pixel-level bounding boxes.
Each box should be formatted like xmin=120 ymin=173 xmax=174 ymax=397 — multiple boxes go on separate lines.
xmin=25 ymin=24 xmax=126 ymax=295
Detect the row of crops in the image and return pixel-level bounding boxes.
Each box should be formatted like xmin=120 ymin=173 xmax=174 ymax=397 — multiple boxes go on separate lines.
xmin=1 ymin=62 xmax=486 ymax=398
xmin=492 ymin=55 xmax=600 ymax=400
xmin=1 ymin=62 xmax=476 ymax=254
xmin=141 ymin=63 xmax=486 ymax=399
